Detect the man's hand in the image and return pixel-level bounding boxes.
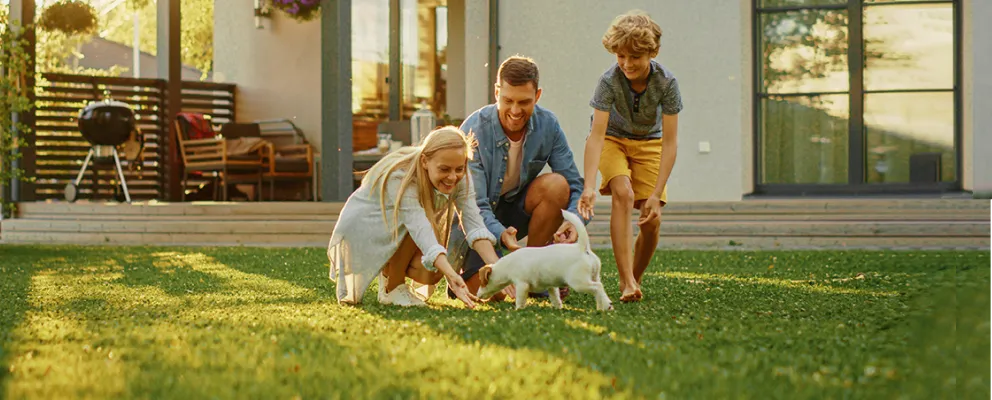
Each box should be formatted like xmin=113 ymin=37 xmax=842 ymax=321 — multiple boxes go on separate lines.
xmin=553 ymin=221 xmax=578 ymax=244
xmin=501 ymin=227 xmax=522 ymax=252
xmin=577 ymin=187 xmax=597 ymax=220
xmin=500 ymin=284 xmax=516 ymax=299
xmin=445 ymin=272 xmax=478 ymax=309
xmin=638 ymin=194 xmax=663 ymax=226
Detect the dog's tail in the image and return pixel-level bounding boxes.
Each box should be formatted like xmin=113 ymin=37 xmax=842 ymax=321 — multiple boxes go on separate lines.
xmin=562 ymin=209 xmax=591 ymax=254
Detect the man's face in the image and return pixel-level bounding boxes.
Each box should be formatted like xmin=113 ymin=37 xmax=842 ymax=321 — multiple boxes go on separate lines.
xmin=494 ymin=81 xmax=542 ymax=135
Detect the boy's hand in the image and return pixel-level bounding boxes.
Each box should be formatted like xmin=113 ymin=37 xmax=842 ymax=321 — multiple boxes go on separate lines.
xmin=638 ymin=194 xmax=663 ymax=226
xmin=501 ymin=227 xmax=522 ymax=252
xmin=577 ymin=188 xmax=598 ymax=220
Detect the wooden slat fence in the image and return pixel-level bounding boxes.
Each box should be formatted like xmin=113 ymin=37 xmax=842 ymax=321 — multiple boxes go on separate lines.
xmin=32 ymin=73 xmax=236 ymax=201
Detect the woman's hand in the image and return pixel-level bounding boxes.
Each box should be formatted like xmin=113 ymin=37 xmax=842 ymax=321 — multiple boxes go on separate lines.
xmin=445 ymin=272 xmax=478 ymax=309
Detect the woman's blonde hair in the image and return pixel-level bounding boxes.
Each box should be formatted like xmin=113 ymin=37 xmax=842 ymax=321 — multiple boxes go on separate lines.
xmin=360 ymin=126 xmax=477 ymax=245
xmin=602 ymin=10 xmax=662 ymax=56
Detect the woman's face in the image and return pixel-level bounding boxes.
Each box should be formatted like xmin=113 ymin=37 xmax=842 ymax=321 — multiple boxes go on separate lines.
xmin=422 ymin=148 xmax=467 ymax=194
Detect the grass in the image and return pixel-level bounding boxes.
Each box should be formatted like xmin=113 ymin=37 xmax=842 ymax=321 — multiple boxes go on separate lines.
xmin=0 ymin=245 xmax=988 ymax=399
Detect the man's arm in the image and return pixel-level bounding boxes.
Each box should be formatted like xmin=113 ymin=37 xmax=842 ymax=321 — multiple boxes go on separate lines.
xmin=548 ymin=120 xmax=585 ymax=222
xmin=467 ymin=158 xmax=506 ymax=242
xmin=460 ymin=115 xmax=507 ymax=242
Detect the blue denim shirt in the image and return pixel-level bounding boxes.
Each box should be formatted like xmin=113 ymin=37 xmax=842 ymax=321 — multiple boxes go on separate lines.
xmin=446 ymin=104 xmax=585 ymax=267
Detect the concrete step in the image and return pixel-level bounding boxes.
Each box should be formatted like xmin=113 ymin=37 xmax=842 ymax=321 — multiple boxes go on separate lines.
xmin=2 ymin=232 xmax=986 ymax=250
xmin=14 ymin=198 xmax=989 ymax=218
xmin=4 ymin=219 xmax=986 ymax=237
xmin=2 ymin=199 xmax=988 ymax=250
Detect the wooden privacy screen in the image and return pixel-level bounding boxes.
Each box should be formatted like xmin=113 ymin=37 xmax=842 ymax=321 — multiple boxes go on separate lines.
xmin=32 ymin=73 xmax=235 ymax=201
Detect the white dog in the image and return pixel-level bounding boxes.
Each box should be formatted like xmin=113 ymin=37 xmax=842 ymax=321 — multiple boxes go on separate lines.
xmin=476 ymin=210 xmax=613 ymax=311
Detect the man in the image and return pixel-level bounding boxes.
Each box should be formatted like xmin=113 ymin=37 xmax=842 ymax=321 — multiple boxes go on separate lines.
xmin=447 ymin=55 xmax=586 ymax=300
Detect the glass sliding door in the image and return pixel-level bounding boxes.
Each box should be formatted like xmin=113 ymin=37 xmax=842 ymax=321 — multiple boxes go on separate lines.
xmin=753 ymin=0 xmax=960 ymax=194
xmin=400 ymin=0 xmax=448 ymax=120
xmin=351 ymin=0 xmax=448 ymax=151
xmin=757 ymin=6 xmax=851 ymax=185
xmin=862 ymin=3 xmax=956 ymax=184
xmin=352 ymin=0 xmax=391 ymax=151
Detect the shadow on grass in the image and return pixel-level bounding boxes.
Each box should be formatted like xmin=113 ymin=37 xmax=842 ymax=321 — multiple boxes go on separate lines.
xmin=0 ymin=247 xmax=37 ymax=394
xmin=206 ymin=247 xmax=335 ymax=298
xmin=24 ymin=246 xmax=227 ymax=297
xmin=53 ymin=299 xmax=423 ymax=399
xmin=109 ymin=251 xmax=227 ymax=296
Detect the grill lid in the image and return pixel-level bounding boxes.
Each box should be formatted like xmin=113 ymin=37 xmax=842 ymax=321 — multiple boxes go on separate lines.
xmin=78 ymin=100 xmax=136 ymax=146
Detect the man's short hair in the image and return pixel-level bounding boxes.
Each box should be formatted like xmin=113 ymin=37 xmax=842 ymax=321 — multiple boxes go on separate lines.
xmin=497 ymin=55 xmax=539 ymax=90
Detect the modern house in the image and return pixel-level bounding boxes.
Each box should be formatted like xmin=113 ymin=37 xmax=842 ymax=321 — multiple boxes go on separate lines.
xmin=214 ymin=0 xmax=990 ymax=202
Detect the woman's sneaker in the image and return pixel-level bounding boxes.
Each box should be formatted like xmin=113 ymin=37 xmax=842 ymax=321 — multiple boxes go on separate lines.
xmin=377 ymin=272 xmax=389 ymax=303
xmin=380 ymin=284 xmax=427 ymax=307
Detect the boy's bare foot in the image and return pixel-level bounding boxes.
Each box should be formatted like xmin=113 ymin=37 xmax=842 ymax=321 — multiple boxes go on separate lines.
xmin=619 ymin=287 xmax=642 ymax=303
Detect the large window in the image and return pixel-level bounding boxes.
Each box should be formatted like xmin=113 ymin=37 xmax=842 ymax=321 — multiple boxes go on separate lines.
xmin=754 ymin=0 xmax=959 ymax=194
xmin=351 ymin=0 xmax=448 ymax=151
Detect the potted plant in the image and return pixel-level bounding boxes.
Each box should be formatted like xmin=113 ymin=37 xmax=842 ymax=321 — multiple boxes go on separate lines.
xmin=270 ymin=0 xmax=321 ymax=22
xmin=38 ymin=0 xmax=98 ymax=36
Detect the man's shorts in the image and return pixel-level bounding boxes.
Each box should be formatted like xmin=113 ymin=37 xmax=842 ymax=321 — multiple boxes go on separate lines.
xmin=598 ymin=135 xmax=668 ymax=205
xmin=448 ymin=185 xmax=562 ymax=299
xmin=459 ymin=189 xmax=530 ymax=281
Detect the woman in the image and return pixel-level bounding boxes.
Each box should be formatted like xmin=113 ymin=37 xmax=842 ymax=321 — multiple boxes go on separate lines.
xmin=327 ymin=126 xmax=500 ymax=308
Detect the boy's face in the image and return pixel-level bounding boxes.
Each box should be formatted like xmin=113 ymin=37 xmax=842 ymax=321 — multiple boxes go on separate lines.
xmin=494 ymin=81 xmax=542 ymax=135
xmin=616 ymin=50 xmax=656 ymax=82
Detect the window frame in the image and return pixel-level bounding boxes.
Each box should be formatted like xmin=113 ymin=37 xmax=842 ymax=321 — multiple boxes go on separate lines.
xmin=751 ymin=0 xmax=962 ymax=196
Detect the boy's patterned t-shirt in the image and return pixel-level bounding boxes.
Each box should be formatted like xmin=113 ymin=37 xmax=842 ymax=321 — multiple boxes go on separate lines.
xmin=589 ymin=60 xmax=683 ymax=140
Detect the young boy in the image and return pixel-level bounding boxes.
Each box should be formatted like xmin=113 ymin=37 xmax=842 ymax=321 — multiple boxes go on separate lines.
xmin=577 ymin=10 xmax=683 ymax=302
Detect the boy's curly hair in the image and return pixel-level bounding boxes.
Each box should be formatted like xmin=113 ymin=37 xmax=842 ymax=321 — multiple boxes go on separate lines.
xmin=602 ymin=10 xmax=662 ymax=55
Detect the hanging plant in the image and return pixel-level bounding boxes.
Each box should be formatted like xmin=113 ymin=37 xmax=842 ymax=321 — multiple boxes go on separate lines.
xmin=270 ymin=0 xmax=321 ymax=22
xmin=38 ymin=1 xmax=98 ymax=36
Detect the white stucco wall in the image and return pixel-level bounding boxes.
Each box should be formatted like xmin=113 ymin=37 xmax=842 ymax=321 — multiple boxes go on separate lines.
xmin=964 ymin=0 xmax=991 ymax=194
xmin=493 ymin=0 xmax=750 ymax=202
xmin=446 ymin=0 xmax=491 ymax=119
xmin=211 ymin=0 xmax=979 ymax=198
xmin=213 ymin=0 xmax=323 ymax=146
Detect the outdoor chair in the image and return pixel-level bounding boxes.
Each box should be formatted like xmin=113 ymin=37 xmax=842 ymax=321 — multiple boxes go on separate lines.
xmin=175 ymin=114 xmax=264 ymax=201
xmin=220 ymin=121 xmax=315 ymax=201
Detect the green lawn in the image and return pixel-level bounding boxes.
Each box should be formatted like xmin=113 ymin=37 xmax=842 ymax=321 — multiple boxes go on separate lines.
xmin=0 ymin=245 xmax=988 ymax=399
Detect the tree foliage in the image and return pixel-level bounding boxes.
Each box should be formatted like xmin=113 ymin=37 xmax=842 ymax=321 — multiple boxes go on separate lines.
xmin=99 ymin=0 xmax=214 ymax=79
xmin=0 ymin=7 xmax=33 ymax=215
xmin=758 ymin=8 xmax=903 ymax=93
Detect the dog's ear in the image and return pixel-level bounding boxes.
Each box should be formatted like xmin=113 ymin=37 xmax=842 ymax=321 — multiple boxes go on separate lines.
xmin=479 ymin=265 xmax=492 ymax=286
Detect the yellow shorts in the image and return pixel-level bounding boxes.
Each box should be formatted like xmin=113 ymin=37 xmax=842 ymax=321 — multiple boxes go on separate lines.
xmin=598 ymin=135 xmax=668 ymax=205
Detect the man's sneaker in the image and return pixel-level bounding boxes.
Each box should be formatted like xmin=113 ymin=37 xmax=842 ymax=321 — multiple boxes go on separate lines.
xmin=528 ymin=286 xmax=570 ymax=299
xmin=380 ymin=284 xmax=427 ymax=307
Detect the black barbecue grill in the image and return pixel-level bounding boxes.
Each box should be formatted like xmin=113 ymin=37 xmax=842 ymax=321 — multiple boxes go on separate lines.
xmin=64 ymin=100 xmax=137 ymax=203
